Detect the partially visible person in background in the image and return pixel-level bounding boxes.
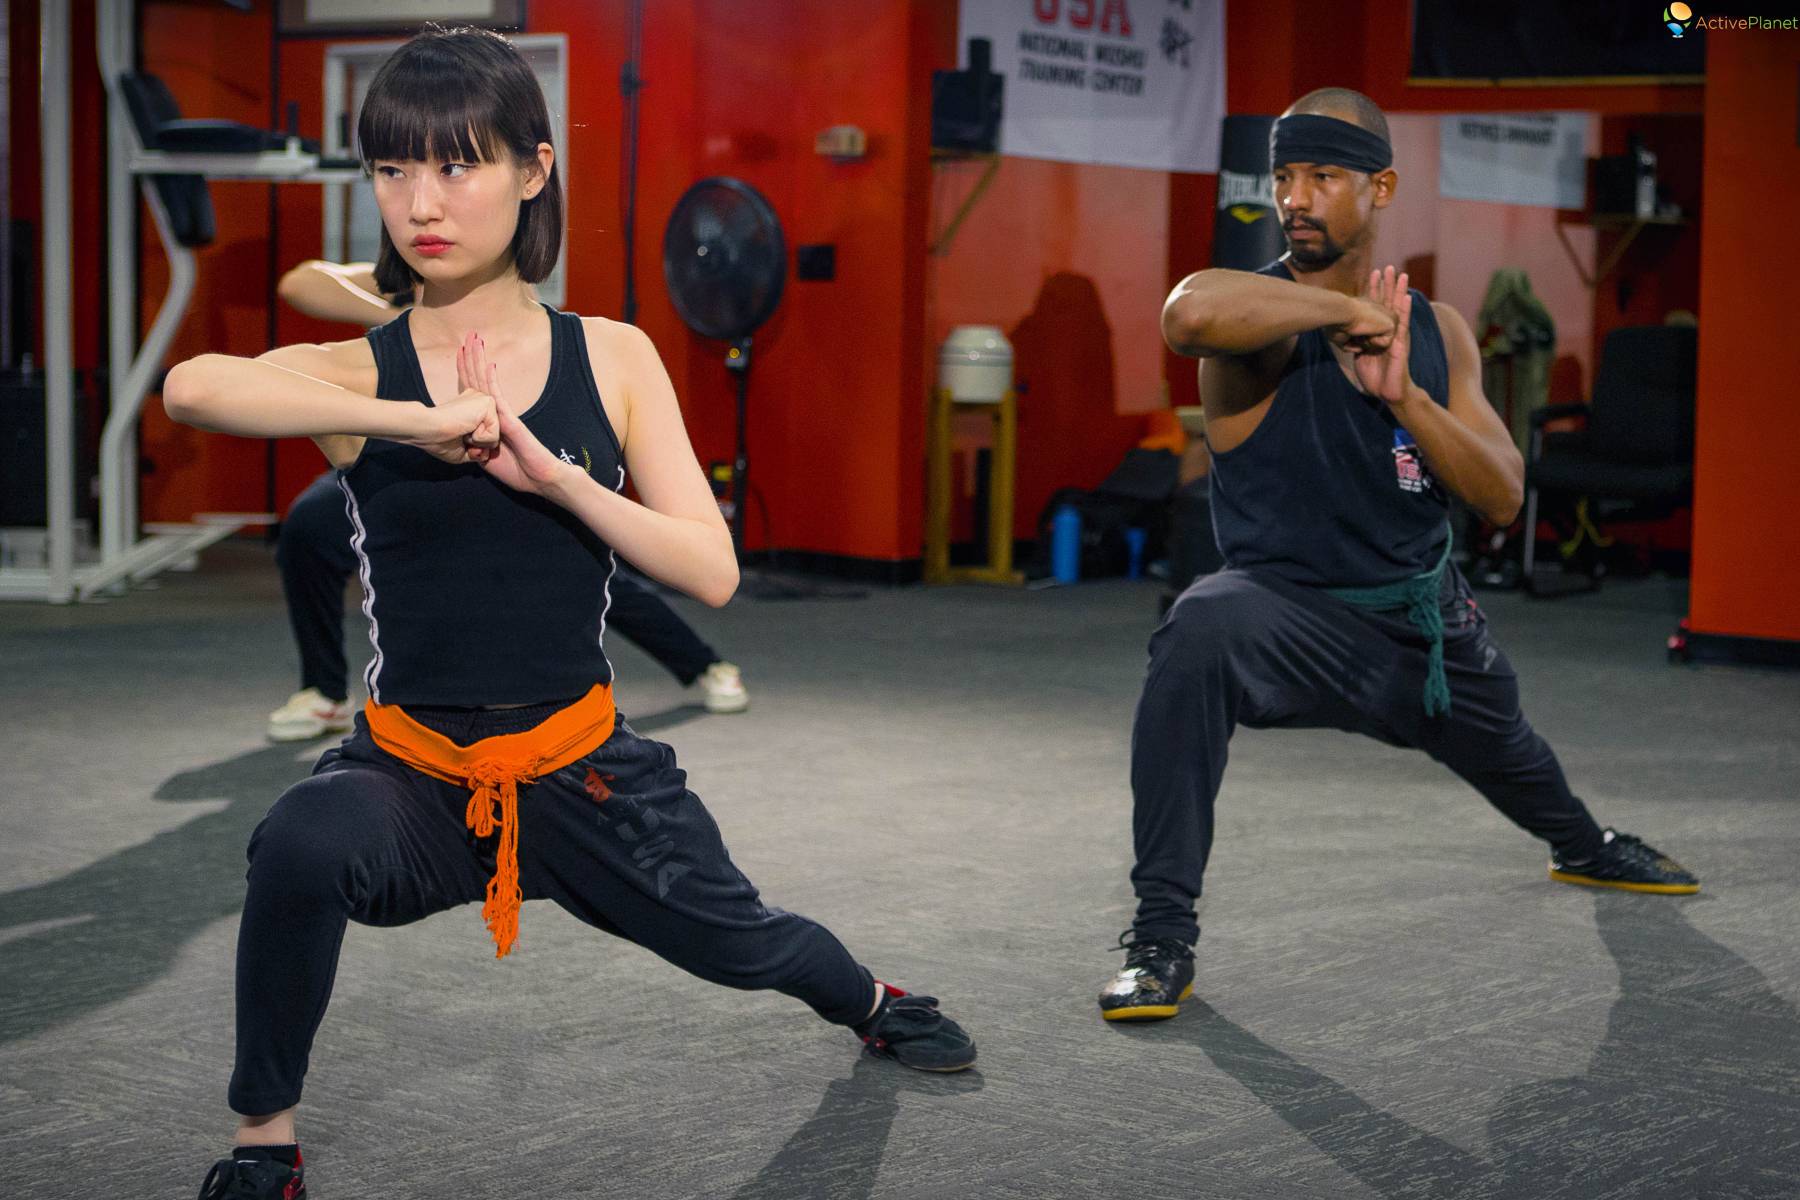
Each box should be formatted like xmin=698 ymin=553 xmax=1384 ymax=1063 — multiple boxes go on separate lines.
xmin=265 ymin=258 xmax=748 ymax=742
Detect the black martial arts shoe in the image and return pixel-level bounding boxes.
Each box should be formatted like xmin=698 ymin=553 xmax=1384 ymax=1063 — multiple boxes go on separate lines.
xmin=854 ymin=986 xmax=977 ymax=1072
xmin=197 ymin=1145 xmax=305 ymax=1199
xmin=1549 ymin=828 xmax=1700 ymax=895
xmin=1099 ymin=930 xmax=1195 ymax=1021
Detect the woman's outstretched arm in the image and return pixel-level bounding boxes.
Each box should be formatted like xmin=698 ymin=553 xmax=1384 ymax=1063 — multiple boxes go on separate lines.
xmin=163 ymin=341 xmax=497 ymax=468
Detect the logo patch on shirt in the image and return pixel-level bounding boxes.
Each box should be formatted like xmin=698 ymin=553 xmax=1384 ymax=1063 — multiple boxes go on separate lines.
xmin=1392 ymin=427 xmax=1435 ymax=495
xmin=557 ymin=446 xmax=594 ymax=474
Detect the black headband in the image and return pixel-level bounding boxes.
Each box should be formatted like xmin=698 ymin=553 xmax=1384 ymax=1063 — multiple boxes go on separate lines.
xmin=1270 ymin=113 xmax=1392 ymax=174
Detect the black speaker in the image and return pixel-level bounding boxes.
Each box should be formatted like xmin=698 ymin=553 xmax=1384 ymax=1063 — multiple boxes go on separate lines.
xmin=0 ymin=368 xmax=100 ymax=527
xmin=7 ymin=218 xmax=34 ymax=371
xmin=931 ymin=38 xmax=1003 ymax=153
xmin=1 ymin=371 xmax=50 ymax=526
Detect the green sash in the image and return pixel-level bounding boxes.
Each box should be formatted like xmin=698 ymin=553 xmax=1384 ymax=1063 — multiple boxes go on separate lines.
xmin=1324 ymin=529 xmax=1454 ymax=718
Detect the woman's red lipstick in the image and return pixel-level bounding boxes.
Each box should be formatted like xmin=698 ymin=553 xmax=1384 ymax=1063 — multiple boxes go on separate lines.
xmin=412 ymin=236 xmax=453 ymax=257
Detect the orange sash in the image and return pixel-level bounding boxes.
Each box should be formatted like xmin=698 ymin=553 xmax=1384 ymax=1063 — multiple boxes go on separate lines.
xmin=364 ymin=683 xmax=617 ymax=958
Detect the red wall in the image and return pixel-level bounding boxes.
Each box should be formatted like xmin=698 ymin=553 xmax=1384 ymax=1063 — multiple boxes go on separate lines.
xmin=1688 ymin=32 xmax=1800 ymax=645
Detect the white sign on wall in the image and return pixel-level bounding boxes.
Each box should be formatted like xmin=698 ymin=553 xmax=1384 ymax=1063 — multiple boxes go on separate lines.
xmin=957 ymin=0 xmax=1225 ymax=173
xmin=1438 ymin=112 xmax=1588 ymax=210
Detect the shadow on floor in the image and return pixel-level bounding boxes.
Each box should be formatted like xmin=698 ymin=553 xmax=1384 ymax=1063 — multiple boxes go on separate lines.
xmin=729 ymin=1055 xmax=984 ymax=1200
xmin=1120 ymin=894 xmax=1800 ymax=1198
xmin=623 ymin=703 xmax=710 ymax=737
xmin=0 ymin=741 xmax=316 ymax=1045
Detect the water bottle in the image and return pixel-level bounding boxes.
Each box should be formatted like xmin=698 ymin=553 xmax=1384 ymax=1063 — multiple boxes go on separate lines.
xmin=1630 ymin=134 xmax=1657 ymax=218
xmin=1051 ymin=504 xmax=1082 ymax=584
xmin=1124 ymin=527 xmax=1148 ymax=580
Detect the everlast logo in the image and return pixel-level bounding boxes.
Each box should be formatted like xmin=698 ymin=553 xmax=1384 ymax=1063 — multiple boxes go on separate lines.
xmin=1217 ymin=169 xmax=1274 ymax=211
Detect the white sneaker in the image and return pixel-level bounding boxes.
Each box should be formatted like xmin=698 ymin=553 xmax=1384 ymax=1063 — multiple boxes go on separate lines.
xmin=266 ymin=688 xmax=355 ymax=742
xmin=698 ymin=661 xmax=749 ymax=714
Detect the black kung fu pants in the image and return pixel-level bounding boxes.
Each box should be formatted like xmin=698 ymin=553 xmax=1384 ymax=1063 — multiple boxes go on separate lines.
xmin=228 ymin=702 xmax=874 ymax=1115
xmin=1128 ymin=565 xmax=1606 ymax=945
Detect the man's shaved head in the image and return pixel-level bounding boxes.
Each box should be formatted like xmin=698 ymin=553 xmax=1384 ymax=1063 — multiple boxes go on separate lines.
xmin=1284 ymin=88 xmax=1390 ymax=145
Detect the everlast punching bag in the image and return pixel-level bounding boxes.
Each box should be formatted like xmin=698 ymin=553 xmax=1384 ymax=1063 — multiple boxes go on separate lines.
xmin=1212 ymin=115 xmax=1284 ymax=269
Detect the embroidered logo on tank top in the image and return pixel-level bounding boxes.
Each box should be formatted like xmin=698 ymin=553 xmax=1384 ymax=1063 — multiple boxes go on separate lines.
xmin=1392 ymin=426 xmax=1438 ymax=496
xmin=557 ymin=445 xmax=594 ymax=474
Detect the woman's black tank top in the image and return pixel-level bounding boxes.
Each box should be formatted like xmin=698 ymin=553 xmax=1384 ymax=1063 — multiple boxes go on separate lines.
xmin=339 ymin=305 xmax=624 ymax=706
xmin=1207 ymin=259 xmax=1452 ymax=588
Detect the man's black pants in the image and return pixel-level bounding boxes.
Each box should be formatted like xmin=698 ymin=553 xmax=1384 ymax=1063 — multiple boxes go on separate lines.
xmin=1129 ymin=566 xmax=1606 ymax=945
xmin=276 ymin=473 xmax=722 ymax=702
xmin=229 ymin=703 xmax=875 ymax=1115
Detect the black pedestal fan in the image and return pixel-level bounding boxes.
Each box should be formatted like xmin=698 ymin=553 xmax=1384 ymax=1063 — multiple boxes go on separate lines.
xmin=662 ymin=177 xmax=857 ymax=600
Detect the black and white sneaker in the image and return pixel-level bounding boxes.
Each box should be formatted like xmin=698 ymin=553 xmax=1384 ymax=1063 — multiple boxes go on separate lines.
xmin=854 ymin=986 xmax=977 ymax=1072
xmin=1549 ymin=828 xmax=1699 ymax=895
xmin=197 ymin=1144 xmax=305 ymax=1199
xmin=1099 ymin=930 xmax=1195 ymax=1022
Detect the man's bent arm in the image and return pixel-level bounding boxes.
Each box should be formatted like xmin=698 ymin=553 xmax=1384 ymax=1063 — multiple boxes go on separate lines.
xmin=1393 ymin=303 xmax=1525 ymax=526
xmin=1163 ymin=269 xmax=1376 ymax=359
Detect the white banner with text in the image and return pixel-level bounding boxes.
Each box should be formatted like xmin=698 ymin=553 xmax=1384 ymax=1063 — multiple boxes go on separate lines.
xmin=1438 ymin=112 xmax=1589 ymax=209
xmin=957 ymin=0 xmax=1225 ymax=173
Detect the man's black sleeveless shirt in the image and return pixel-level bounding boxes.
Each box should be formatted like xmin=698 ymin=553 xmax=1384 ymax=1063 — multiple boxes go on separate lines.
xmin=1207 ymin=259 xmax=1452 ymax=588
xmin=339 ymin=305 xmax=624 ymax=707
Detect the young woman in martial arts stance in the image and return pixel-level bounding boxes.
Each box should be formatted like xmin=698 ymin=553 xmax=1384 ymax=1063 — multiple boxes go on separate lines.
xmin=265 ymin=259 xmax=750 ymax=743
xmin=166 ymin=28 xmax=973 ymax=1198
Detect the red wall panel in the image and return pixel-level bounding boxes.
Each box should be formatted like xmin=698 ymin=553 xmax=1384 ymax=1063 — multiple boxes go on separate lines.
xmin=1688 ymin=33 xmax=1800 ymax=644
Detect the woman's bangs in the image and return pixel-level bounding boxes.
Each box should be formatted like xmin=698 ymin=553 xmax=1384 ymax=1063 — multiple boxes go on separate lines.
xmin=357 ymin=58 xmax=505 ymax=167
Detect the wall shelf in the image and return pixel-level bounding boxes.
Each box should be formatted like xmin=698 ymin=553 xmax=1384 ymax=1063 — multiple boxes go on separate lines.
xmin=1555 ymin=212 xmax=1687 ymax=289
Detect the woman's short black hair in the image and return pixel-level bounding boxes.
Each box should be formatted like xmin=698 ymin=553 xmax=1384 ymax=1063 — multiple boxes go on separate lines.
xmin=357 ymin=25 xmax=562 ymax=294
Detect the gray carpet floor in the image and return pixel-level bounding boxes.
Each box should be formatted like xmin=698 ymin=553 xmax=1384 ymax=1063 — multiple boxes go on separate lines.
xmin=2 ymin=543 xmax=1796 ymax=1199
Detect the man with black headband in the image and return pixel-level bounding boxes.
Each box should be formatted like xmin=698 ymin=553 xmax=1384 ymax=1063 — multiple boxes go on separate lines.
xmin=1097 ymin=88 xmax=1698 ymax=1023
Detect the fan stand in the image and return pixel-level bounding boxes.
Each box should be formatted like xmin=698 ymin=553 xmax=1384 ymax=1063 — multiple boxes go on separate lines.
xmin=724 ymin=336 xmax=752 ymax=559
xmin=720 ymin=338 xmax=860 ymax=602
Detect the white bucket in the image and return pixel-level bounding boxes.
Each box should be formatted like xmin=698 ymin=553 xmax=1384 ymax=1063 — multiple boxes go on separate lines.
xmin=937 ymin=325 xmax=1013 ymax=404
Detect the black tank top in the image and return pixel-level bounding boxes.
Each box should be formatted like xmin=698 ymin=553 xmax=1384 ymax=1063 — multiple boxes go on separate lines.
xmin=1208 ymin=259 xmax=1452 ymax=587
xmin=339 ymin=305 xmax=624 ymax=707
